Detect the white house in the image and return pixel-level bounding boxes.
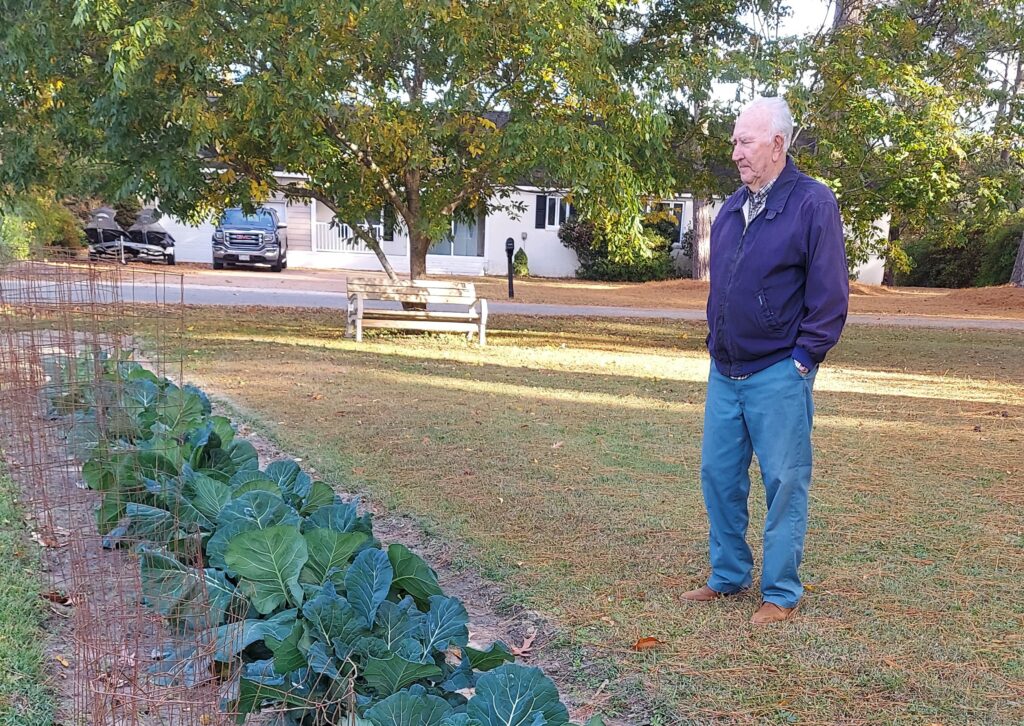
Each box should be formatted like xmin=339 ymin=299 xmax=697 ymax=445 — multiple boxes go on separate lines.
xmin=162 ymin=172 xmax=885 ymax=282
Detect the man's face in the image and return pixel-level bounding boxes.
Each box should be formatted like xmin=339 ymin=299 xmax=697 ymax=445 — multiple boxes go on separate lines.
xmin=731 ymin=108 xmax=784 ymax=191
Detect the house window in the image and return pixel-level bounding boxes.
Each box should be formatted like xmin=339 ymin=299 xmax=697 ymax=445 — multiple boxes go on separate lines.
xmin=427 ymin=211 xmax=484 ymax=257
xmin=535 ymin=194 xmax=574 ymax=230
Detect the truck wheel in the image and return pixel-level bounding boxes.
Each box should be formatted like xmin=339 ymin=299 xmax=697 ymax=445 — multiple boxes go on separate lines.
xmin=166 ymin=253 xmax=176 ymax=266
xmin=270 ymin=260 xmax=282 ymax=272
xmin=212 ymin=260 xmax=224 ymax=270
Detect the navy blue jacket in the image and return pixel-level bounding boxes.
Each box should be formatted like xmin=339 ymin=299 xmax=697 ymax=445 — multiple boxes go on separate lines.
xmin=706 ymin=157 xmax=849 ymax=377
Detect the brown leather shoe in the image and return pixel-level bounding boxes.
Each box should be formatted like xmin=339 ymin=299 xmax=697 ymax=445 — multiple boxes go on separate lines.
xmin=750 ymin=601 xmax=799 ymax=624
xmin=679 ymin=585 xmax=747 ymax=602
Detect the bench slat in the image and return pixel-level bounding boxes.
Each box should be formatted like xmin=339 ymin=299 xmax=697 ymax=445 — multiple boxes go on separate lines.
xmin=362 ymin=309 xmax=479 ymax=321
xmin=356 ymin=292 xmax=478 ymax=305
xmin=359 ymin=319 xmax=480 ymax=334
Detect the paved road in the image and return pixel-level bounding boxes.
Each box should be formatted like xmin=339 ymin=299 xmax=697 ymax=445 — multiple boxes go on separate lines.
xmin=5 ymin=277 xmax=1023 ymax=331
xmin=150 ymin=281 xmax=1024 ymax=331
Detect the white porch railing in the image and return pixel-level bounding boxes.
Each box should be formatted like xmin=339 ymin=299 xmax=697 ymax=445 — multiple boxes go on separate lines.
xmin=314 ymin=222 xmax=383 ymax=253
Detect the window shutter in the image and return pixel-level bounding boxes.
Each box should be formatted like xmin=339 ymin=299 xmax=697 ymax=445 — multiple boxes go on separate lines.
xmin=535 ymin=195 xmax=547 ymax=229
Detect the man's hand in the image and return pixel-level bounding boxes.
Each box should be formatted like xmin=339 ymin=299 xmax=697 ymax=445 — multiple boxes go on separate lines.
xmin=793 ymin=359 xmax=810 ymax=375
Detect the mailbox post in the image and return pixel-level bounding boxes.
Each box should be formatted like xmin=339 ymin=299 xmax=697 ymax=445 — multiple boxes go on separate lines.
xmin=505 ymin=237 xmax=515 ymax=298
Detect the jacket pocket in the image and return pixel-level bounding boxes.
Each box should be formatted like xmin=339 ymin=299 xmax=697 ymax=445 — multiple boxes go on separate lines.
xmin=756 ymin=288 xmax=785 ymax=335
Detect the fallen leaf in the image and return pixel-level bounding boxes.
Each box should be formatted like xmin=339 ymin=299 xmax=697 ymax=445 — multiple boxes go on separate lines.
xmin=510 ymin=629 xmax=537 ymax=657
xmin=55 ymin=655 xmax=70 ymax=668
xmin=41 ymin=591 xmax=72 ymax=606
xmin=632 ymin=637 xmax=665 ymax=651
xmin=551 ymin=441 xmax=563 ymax=449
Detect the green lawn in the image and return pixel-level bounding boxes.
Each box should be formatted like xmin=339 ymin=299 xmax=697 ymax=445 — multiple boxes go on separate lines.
xmin=172 ymin=308 xmax=1023 ymax=724
xmin=0 ymin=466 xmax=54 ymax=726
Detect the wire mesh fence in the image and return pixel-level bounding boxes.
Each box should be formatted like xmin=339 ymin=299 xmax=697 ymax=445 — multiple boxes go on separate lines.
xmin=0 ymin=257 xmax=253 ymax=725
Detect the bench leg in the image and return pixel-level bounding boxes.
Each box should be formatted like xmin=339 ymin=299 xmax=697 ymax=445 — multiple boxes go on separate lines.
xmin=355 ymin=320 xmax=363 ymax=343
xmin=478 ymin=323 xmax=486 ymax=346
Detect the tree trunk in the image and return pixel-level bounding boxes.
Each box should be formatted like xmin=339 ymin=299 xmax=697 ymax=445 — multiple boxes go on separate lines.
xmin=409 ymin=231 xmax=430 ymax=280
xmin=691 ymin=197 xmax=713 ymax=281
xmin=1000 ymin=52 xmax=1023 ymax=165
xmin=1011 ymin=227 xmax=1024 ymax=287
xmin=881 ymin=220 xmax=900 ymax=286
xmin=833 ymin=0 xmax=868 ymax=28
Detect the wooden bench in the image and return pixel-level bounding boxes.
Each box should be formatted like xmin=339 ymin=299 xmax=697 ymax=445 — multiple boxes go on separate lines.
xmin=345 ymin=277 xmax=489 ymax=345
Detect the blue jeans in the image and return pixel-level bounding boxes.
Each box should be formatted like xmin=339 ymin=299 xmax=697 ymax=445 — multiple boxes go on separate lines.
xmin=700 ymin=357 xmax=816 ymax=608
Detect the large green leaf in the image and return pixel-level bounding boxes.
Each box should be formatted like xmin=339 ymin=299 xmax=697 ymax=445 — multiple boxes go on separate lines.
xmin=208 ymin=491 xmax=301 ymax=572
xmin=300 ymin=480 xmax=337 ymax=516
xmin=124 ymin=502 xmax=181 ymax=544
xmin=306 ymin=501 xmax=367 ymax=533
xmin=265 ymin=459 xmax=312 ymax=506
xmin=266 ymin=621 xmax=307 ymax=674
xmin=466 ymin=665 xmax=569 ymax=726
xmin=206 ymin=609 xmax=298 ymax=662
xmin=186 ymin=470 xmax=231 ymax=521
xmin=300 ymin=582 xmax=368 ymax=651
xmin=199 ymin=448 xmax=239 ymax=482
xmin=464 ymin=642 xmax=514 ymax=672
xmin=363 ymin=654 xmax=443 ymax=697
xmin=225 ymin=439 xmax=259 ymax=472
xmin=373 ymin=597 xmax=424 ymax=650
xmin=183 ymin=383 xmax=212 ymax=416
xmin=306 ymin=640 xmax=340 ymax=679
xmin=364 ymin=686 xmax=453 ymax=726
xmin=96 ymin=492 xmax=125 ymax=535
xmin=225 ymin=525 xmax=308 ymax=615
xmin=300 ymin=528 xmax=367 ymax=586
xmin=439 ymin=716 xmax=485 ymax=726
xmin=421 ymin=596 xmax=469 ymax=656
xmin=139 ymin=548 xmax=236 ymax=631
xmin=146 ymin=384 xmax=206 ymax=437
xmin=230 ymin=470 xmax=282 ymax=498
xmin=209 ymin=415 xmax=236 ymax=446
xmin=346 ymin=548 xmax=394 ymax=629
xmin=218 ymin=491 xmax=300 ymax=529
xmin=235 ymin=661 xmax=317 ymax=719
xmin=388 ymin=545 xmax=443 ymax=608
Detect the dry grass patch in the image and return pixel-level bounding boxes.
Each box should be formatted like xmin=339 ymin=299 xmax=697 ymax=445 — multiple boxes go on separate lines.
xmin=168 ymin=308 xmax=1023 ymax=724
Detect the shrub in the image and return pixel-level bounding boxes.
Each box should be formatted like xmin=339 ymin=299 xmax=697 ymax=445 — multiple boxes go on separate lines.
xmin=977 ymin=213 xmax=1024 ymax=287
xmin=899 ymin=238 xmax=981 ymax=288
xmin=899 ymin=212 xmax=1024 ymax=288
xmin=513 ymin=247 xmax=529 ymax=276
xmin=48 ymin=352 xmax=604 ymax=726
xmin=0 ymin=214 xmax=34 ymax=261
xmin=559 ymin=218 xmax=678 ymax=282
xmin=1 ymin=193 xmax=85 ymax=259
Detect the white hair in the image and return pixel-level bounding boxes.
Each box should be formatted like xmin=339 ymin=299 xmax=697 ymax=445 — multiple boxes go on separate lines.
xmin=741 ymin=96 xmax=794 ymax=152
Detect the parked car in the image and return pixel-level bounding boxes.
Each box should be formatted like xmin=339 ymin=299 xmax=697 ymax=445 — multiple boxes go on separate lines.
xmin=86 ymin=207 xmax=176 ymax=264
xmin=211 ymin=207 xmax=288 ymax=272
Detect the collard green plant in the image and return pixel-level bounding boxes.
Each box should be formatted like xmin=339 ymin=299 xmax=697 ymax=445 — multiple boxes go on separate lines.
xmin=59 ymin=360 xmax=600 ymax=724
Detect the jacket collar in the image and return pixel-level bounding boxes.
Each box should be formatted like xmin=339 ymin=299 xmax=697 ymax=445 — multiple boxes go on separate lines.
xmin=723 ymin=157 xmax=800 ymax=219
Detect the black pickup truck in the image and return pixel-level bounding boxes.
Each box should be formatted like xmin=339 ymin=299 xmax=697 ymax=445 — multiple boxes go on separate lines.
xmin=211 ymin=207 xmax=288 ymax=272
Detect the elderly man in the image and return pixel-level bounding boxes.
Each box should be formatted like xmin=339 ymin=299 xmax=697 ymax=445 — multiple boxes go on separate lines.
xmin=681 ymin=97 xmax=849 ymax=624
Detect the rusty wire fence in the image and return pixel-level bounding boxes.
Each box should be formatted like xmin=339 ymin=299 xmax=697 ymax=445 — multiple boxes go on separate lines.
xmin=0 ymin=257 xmax=269 ymax=725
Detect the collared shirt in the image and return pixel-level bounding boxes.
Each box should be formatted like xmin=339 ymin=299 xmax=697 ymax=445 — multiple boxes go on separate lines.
xmin=742 ymin=176 xmax=778 ymax=227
